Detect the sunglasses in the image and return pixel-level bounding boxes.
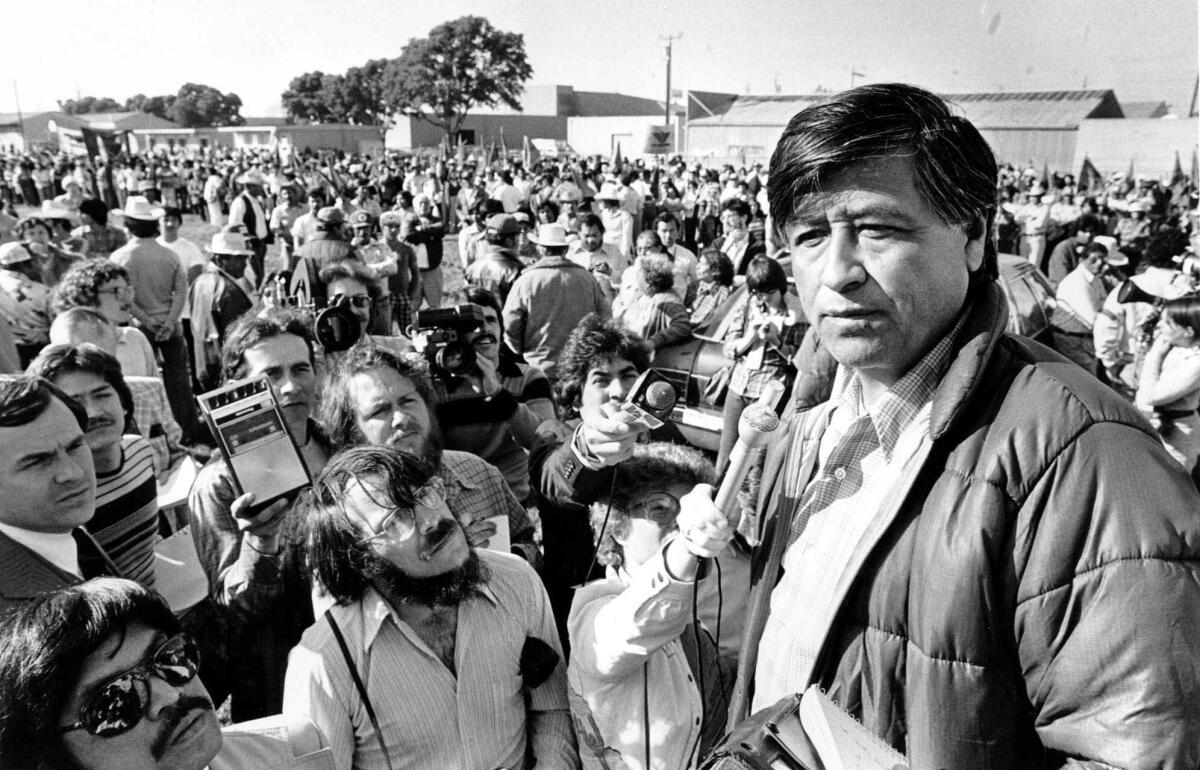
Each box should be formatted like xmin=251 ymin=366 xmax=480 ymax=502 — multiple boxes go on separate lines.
xmin=97 ymin=286 xmax=136 ymax=300
xmin=361 ymin=477 xmax=447 ymax=543
xmin=627 ymin=492 xmax=681 ymax=525
xmin=60 ymin=634 xmax=200 ymax=738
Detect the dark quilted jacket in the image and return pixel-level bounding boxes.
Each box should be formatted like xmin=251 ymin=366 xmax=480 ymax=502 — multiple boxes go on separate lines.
xmin=735 ymin=280 xmax=1200 ymax=769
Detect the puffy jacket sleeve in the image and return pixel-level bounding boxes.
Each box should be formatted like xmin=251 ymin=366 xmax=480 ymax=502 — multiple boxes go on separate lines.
xmin=1013 ymin=418 xmax=1200 ymax=769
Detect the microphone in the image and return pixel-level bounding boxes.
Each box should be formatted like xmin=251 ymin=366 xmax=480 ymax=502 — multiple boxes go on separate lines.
xmin=713 ymin=403 xmax=780 ymax=524
xmin=641 ymin=380 xmax=677 ymax=420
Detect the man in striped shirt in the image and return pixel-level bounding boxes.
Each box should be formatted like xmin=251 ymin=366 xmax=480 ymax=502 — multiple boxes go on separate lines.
xmin=28 ymin=344 xmax=159 ymax=589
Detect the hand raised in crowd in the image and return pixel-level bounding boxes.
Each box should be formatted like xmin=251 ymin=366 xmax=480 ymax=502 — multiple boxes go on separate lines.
xmin=663 ymin=483 xmax=734 ymax=580
xmin=579 ymin=400 xmax=651 ymax=467
xmin=230 ymin=493 xmax=292 ymax=554
xmin=474 ymin=351 xmax=504 ymax=397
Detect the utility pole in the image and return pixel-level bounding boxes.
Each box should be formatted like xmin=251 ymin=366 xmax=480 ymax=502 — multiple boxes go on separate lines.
xmin=659 ymin=33 xmax=681 ymax=127
xmin=12 ymin=80 xmax=25 ymax=149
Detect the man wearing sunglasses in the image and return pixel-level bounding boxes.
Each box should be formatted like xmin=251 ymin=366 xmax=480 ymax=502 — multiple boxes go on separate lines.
xmin=0 ymin=577 xmax=328 ymax=770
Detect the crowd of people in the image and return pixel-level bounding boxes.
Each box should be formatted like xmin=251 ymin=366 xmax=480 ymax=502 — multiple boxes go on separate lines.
xmin=0 ymin=81 xmax=1197 ymax=770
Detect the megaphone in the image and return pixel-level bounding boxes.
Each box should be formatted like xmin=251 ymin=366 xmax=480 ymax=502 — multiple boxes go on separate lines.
xmin=1116 ymin=280 xmax=1161 ymax=305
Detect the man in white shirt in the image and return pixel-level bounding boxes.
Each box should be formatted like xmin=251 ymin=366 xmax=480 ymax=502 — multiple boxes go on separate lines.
xmin=227 ymin=170 xmax=270 ymax=287
xmin=157 ymin=207 xmax=206 ymax=284
xmin=283 ymin=446 xmax=577 ymax=770
xmin=1051 ymin=240 xmax=1127 ymax=374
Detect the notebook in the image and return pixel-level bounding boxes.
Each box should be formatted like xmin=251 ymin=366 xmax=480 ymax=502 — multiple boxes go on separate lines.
xmin=795 ymin=686 xmax=909 ymax=770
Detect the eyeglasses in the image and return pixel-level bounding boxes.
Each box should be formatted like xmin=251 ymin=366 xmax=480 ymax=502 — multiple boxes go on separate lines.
xmin=97 ymin=286 xmax=136 ymax=300
xmin=59 ymin=634 xmax=200 ymax=738
xmin=331 ymin=293 xmax=372 ymax=309
xmin=361 ymin=477 xmax=446 ymax=542
xmin=627 ymin=492 xmax=681 ymax=525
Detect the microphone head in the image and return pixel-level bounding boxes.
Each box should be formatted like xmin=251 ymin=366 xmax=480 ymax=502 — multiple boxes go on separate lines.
xmin=644 ymin=380 xmax=677 ymax=412
xmin=738 ymin=403 xmax=780 ymax=448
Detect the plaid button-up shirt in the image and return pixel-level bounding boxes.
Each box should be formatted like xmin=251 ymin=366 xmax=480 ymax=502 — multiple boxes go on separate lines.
xmin=753 ymin=315 xmax=965 ymax=708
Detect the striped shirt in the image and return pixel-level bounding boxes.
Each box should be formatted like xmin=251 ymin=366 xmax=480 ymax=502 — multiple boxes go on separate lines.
xmin=753 ymin=316 xmax=964 ymax=708
xmin=90 ymin=435 xmax=159 ymax=589
xmin=283 ymin=550 xmax=576 ymax=770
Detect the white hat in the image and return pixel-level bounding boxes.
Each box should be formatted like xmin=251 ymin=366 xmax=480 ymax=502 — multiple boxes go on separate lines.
xmin=208 ymin=230 xmax=253 ymax=256
xmin=60 ymin=177 xmax=81 ymax=189
xmin=114 ymin=196 xmax=165 ymax=221
xmin=595 ymin=182 xmax=622 ymax=201
xmin=1091 ymin=235 xmax=1128 ymax=266
xmin=0 ymin=242 xmax=34 ymax=266
xmin=236 ymin=169 xmax=266 ymax=186
xmin=531 ymin=223 xmax=570 ymax=247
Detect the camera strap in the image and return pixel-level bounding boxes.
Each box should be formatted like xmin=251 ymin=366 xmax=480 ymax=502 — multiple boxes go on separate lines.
xmin=325 ymin=609 xmax=396 ymax=770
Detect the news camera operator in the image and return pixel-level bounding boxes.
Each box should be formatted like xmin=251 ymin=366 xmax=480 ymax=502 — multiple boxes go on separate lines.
xmin=409 ymin=297 xmax=548 ymax=504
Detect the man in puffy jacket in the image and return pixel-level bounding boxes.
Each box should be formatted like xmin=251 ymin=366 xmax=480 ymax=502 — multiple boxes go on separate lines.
xmin=728 ymin=82 xmax=1200 ymax=769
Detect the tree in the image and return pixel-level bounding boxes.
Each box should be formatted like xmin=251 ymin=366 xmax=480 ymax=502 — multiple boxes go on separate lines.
xmin=282 ymin=71 xmax=340 ymax=123
xmin=124 ymin=93 xmax=176 ymax=120
xmin=281 ymin=59 xmax=393 ymax=126
xmin=382 ymin=16 xmax=532 ymax=140
xmin=166 ymin=83 xmax=244 ymax=127
xmin=58 ymin=96 xmax=123 ymax=114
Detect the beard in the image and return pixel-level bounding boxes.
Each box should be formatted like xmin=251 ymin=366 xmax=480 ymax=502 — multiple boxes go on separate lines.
xmin=366 ymin=543 xmax=490 ymax=607
xmin=381 ymin=415 xmax=444 ymax=468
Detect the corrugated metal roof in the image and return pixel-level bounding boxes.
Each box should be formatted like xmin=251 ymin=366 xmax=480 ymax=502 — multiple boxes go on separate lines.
xmin=0 ymin=111 xmax=83 ymax=128
xmin=72 ymin=112 xmax=179 ymax=129
xmin=689 ymin=89 xmax=1124 ymax=130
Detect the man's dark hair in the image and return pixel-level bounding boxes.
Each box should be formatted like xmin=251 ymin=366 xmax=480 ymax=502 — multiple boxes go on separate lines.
xmin=720 ymin=198 xmax=752 ymax=219
xmin=578 ymin=213 xmax=605 ymax=233
xmin=160 ymin=207 xmax=182 ymax=223
xmin=304 ymin=447 xmax=436 ymax=605
xmin=462 ymin=286 xmax=502 ymax=323
xmin=554 ymin=314 xmax=651 ymax=414
xmin=768 ymin=82 xmax=999 ymax=277
xmin=1073 ymin=214 xmax=1103 ymax=236
xmin=319 ymin=260 xmax=377 ymax=293
xmin=51 ymin=259 xmax=132 ymax=316
xmin=320 ymin=344 xmax=435 ymax=450
xmin=1142 ymin=227 xmax=1190 ymax=270
xmin=221 ymin=309 xmax=316 ymax=382
xmin=654 ymin=212 xmax=679 ymax=229
xmin=27 ymin=344 xmax=134 ymax=423
xmin=745 ymin=256 xmax=789 ymax=295
xmin=78 ymin=199 xmax=108 ymax=227
xmin=536 ymin=200 xmax=560 ymax=221
xmin=124 ymin=217 xmax=159 ymax=239
xmin=306 ymin=187 xmax=327 ymax=202
xmin=0 ymin=375 xmax=87 ymax=431
xmin=0 ymin=578 xmax=179 ymax=770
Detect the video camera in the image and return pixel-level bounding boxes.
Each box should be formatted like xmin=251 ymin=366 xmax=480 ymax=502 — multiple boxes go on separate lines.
xmin=260 ymin=270 xmax=365 ymax=353
xmin=412 ymin=304 xmax=488 ymax=375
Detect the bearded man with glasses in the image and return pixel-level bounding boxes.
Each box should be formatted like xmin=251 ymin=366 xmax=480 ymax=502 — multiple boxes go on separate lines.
xmin=283 ymin=446 xmax=576 ymax=770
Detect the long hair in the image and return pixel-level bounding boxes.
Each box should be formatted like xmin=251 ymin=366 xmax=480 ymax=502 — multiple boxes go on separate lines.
xmin=304 ymin=447 xmax=436 ymax=605
xmin=0 ymin=579 xmax=178 ymax=770
xmin=768 ymin=83 xmax=999 ymax=277
xmin=1163 ymin=295 xmax=1200 ymax=338
xmin=319 ymin=344 xmax=437 ymax=451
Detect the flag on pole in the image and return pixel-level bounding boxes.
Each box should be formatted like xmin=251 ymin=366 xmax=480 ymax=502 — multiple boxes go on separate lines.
xmin=523 ymin=135 xmax=541 ymax=169
xmin=1039 ymin=162 xmax=1052 ymax=191
xmin=485 ymin=140 xmax=497 ymax=169
xmin=499 ymin=126 xmax=508 ymax=163
xmin=611 ymin=142 xmax=623 ymax=171
xmin=456 ymin=133 xmax=466 ymax=164
xmin=1078 ymin=156 xmax=1103 ymax=195
xmin=1121 ymin=157 xmax=1136 ymax=194
xmin=1191 ymin=147 xmax=1199 ymax=188
xmin=1170 ymin=150 xmax=1187 ymax=187
xmin=1170 ymin=150 xmax=1191 ymax=206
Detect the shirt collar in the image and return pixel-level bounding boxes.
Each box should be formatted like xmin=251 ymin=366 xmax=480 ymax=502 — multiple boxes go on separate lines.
xmin=437 ymin=453 xmax=482 ymax=493
xmin=830 ymin=311 xmax=967 ymax=460
xmin=361 ymin=576 xmax=500 ymax=650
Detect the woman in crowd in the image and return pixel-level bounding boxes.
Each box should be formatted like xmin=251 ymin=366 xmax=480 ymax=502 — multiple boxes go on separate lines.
xmin=1136 ymin=294 xmax=1200 ymax=473
xmin=686 ymin=248 xmax=735 ymax=330
xmin=616 ymin=253 xmax=692 ymax=354
xmin=715 ymin=255 xmax=804 ymax=473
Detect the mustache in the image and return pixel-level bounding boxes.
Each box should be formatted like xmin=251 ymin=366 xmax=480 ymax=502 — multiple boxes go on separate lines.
xmin=151 ymin=695 xmax=213 ymax=759
xmin=472 ymin=332 xmax=497 ymax=346
xmin=419 ymin=519 xmax=458 ymax=561
xmin=86 ymin=416 xmax=116 ymax=431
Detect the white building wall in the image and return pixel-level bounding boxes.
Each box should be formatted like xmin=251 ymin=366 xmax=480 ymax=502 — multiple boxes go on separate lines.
xmin=1075 ymin=117 xmax=1199 ymax=180
xmin=567 ymin=116 xmax=681 ymax=157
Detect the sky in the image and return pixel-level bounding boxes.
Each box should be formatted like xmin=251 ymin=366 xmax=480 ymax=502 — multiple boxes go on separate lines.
xmin=2 ymin=0 xmax=1196 ymax=118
